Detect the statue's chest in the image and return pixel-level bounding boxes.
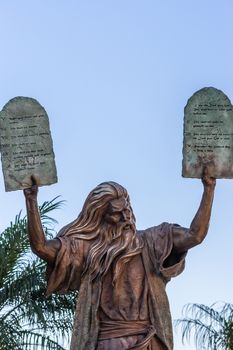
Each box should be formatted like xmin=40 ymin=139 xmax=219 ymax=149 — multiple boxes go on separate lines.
xmin=99 ymin=254 xmax=149 ymax=321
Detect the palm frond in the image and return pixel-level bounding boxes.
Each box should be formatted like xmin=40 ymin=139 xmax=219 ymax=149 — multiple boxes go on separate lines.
xmin=0 ymin=197 xmax=74 ymax=349
xmin=0 ymin=317 xmax=23 ymax=349
xmin=21 ymin=330 xmax=67 ymax=350
xmin=175 ymin=302 xmax=233 ymax=350
xmin=0 ymin=211 xmax=28 ymax=283
xmin=0 ymin=197 xmax=64 ymax=283
xmin=39 ymin=196 xmax=65 ymax=227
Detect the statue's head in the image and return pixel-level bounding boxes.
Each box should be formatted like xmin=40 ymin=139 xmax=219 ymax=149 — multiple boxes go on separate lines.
xmin=59 ymin=181 xmax=142 ymax=281
xmin=104 ymin=191 xmax=134 ymax=228
xmin=61 ymin=181 xmax=136 ymax=238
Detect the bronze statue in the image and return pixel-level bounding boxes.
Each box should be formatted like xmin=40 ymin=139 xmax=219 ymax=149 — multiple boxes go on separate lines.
xmin=24 ymin=172 xmax=216 ymax=350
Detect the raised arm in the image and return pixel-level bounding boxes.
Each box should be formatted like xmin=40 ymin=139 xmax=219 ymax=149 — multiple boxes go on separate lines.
xmin=24 ymin=178 xmax=60 ymax=263
xmin=173 ymin=170 xmax=216 ymax=253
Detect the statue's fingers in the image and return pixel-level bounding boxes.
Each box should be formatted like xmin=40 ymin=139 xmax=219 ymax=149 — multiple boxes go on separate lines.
xmin=202 ymin=166 xmax=209 ymax=177
xmin=23 ymin=187 xmax=31 ymax=196
xmin=31 ymin=175 xmax=39 ymax=187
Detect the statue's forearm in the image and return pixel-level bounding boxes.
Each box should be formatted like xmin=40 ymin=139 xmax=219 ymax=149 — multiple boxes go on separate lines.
xmin=173 ymin=182 xmax=215 ymax=253
xmin=26 ymin=197 xmax=60 ymax=263
xmin=26 ymin=197 xmax=45 ymax=251
xmin=189 ymin=185 xmax=215 ymax=244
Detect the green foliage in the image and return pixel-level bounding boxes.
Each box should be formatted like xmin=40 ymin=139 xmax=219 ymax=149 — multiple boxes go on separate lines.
xmin=0 ymin=198 xmax=76 ymax=350
xmin=175 ymin=302 xmax=233 ymax=350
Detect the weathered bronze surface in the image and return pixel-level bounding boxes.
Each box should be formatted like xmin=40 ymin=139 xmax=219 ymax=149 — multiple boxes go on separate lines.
xmin=182 ymin=87 xmax=233 ymax=178
xmin=24 ymin=174 xmax=215 ymax=350
xmin=0 ymin=97 xmax=57 ymax=191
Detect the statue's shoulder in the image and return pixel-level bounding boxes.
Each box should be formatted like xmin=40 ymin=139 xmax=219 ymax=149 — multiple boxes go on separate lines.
xmin=137 ymin=222 xmax=172 ymax=241
xmin=138 ymin=222 xmax=173 ymax=246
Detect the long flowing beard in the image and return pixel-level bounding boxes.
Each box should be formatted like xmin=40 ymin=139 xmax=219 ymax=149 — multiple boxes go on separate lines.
xmin=82 ymin=220 xmax=143 ymax=283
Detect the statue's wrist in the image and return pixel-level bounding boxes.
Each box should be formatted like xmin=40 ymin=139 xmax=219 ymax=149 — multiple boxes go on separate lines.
xmin=26 ymin=196 xmax=38 ymax=207
xmin=203 ymin=184 xmax=215 ymax=193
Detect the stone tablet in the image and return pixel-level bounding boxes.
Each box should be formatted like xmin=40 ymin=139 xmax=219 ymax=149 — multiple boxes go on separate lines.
xmin=182 ymin=87 xmax=233 ymax=178
xmin=0 ymin=97 xmax=57 ymax=191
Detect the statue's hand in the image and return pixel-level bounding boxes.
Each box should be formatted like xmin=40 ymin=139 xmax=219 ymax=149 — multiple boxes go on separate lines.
xmin=23 ymin=175 xmax=39 ymax=200
xmin=202 ymin=167 xmax=216 ymax=188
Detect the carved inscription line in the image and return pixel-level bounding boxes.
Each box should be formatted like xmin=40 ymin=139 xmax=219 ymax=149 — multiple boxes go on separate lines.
xmin=192 ymin=104 xmax=232 ymax=117
xmin=9 ymin=114 xmax=45 ymax=123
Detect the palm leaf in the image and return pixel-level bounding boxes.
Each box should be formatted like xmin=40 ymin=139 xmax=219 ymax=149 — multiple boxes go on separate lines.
xmin=0 ymin=197 xmax=75 ymax=349
xmin=175 ymin=302 xmax=233 ymax=350
xmin=0 ymin=197 xmax=64 ymax=283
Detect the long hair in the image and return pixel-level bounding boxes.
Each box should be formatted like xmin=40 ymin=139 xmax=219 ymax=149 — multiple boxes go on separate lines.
xmin=58 ymin=181 xmax=143 ymax=282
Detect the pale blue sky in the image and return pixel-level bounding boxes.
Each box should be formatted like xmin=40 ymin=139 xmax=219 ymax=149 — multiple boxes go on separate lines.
xmin=1 ymin=1 xmax=233 ymax=349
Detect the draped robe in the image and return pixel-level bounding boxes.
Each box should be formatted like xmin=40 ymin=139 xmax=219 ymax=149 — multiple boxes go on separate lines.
xmin=46 ymin=223 xmax=187 ymax=350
